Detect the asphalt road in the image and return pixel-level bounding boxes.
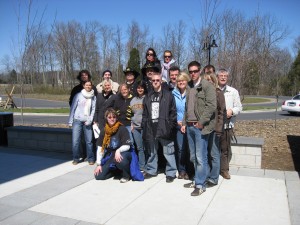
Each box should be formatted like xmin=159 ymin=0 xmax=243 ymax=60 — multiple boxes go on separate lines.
xmin=4 ymin=95 xmax=299 ymax=125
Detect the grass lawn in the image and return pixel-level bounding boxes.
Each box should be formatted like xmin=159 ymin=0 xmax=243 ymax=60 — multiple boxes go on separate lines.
xmin=0 ymin=108 xmax=70 ymax=113
xmin=241 ymin=97 xmax=272 ymax=104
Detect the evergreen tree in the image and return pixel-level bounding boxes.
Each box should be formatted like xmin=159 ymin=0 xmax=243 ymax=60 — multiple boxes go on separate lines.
xmin=127 ymin=48 xmax=141 ymax=78
xmin=281 ymin=51 xmax=300 ymax=95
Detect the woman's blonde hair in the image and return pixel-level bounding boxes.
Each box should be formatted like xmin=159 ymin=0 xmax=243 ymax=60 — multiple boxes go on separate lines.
xmin=203 ymin=73 xmax=218 ymax=88
xmin=176 ymin=72 xmax=190 ymax=82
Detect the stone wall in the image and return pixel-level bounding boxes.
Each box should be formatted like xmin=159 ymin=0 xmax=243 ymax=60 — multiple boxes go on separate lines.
xmin=6 ymin=126 xmax=264 ymax=169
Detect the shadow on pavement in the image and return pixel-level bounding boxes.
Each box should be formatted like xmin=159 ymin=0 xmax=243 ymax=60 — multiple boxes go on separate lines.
xmin=287 ymin=135 xmax=300 ymax=176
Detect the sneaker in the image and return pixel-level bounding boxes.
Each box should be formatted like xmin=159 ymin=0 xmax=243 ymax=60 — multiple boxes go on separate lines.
xmin=143 ymin=173 xmax=157 ymax=179
xmin=191 ymin=188 xmax=205 ymax=196
xmin=166 ymin=176 xmax=176 ymax=183
xmin=206 ymin=180 xmax=218 ymax=188
xmin=183 ymin=173 xmax=190 ymax=180
xmin=88 ymin=161 xmax=95 ymax=165
xmin=183 ymin=182 xmax=195 ymax=188
xmin=220 ymin=171 xmax=231 ymax=179
xmin=72 ymin=161 xmax=78 ymax=165
xmin=120 ymin=178 xmax=130 ymax=183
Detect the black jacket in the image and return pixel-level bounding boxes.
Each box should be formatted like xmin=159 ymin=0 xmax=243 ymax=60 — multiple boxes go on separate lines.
xmin=93 ymin=91 xmax=115 ymax=129
xmin=112 ymin=94 xmax=133 ymax=126
xmin=142 ymin=88 xmax=177 ymax=141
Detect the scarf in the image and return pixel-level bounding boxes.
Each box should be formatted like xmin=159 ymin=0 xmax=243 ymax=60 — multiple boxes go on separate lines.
xmin=101 ymin=121 xmax=123 ymax=152
xmin=81 ymin=89 xmax=94 ymax=117
xmin=161 ymin=59 xmax=175 ymax=82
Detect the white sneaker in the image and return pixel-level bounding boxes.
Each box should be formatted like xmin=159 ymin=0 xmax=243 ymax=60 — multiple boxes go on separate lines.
xmin=120 ymin=178 xmax=130 ymax=183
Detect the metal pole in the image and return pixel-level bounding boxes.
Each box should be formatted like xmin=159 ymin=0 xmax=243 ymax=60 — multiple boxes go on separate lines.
xmin=208 ymin=46 xmax=211 ymax=65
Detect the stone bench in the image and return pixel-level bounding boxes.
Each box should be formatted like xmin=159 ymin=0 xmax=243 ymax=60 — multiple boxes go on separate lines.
xmin=230 ymin=136 xmax=264 ymax=169
xmin=6 ymin=126 xmax=264 ymax=169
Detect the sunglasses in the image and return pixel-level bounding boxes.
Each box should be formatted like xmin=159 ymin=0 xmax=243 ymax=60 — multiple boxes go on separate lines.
xmin=107 ymin=116 xmax=116 ymax=119
xmin=189 ymin=69 xmax=200 ymax=74
xmin=146 ymin=53 xmax=154 ymax=56
xmin=164 ymin=55 xmax=171 ymax=58
xmin=151 ymin=79 xmax=161 ymax=82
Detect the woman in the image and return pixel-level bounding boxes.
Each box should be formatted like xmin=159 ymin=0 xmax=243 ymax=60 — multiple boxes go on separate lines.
xmin=94 ymin=108 xmax=132 ymax=182
xmin=112 ymin=84 xmax=134 ymax=143
xmin=68 ymin=80 xmax=96 ymax=165
xmin=144 ymin=48 xmax=161 ymax=72
xmin=203 ymin=73 xmax=226 ymax=186
xmin=130 ymin=81 xmax=148 ymax=171
xmin=172 ymin=72 xmax=190 ymax=180
xmin=93 ymin=79 xmax=116 ymax=129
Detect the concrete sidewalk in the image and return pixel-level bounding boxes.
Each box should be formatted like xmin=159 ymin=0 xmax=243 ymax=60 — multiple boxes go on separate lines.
xmin=0 ymin=147 xmax=299 ymax=225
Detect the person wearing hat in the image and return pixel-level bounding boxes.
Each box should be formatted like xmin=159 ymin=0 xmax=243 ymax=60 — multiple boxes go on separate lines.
xmin=123 ymin=67 xmax=139 ymax=96
xmin=96 ymin=69 xmax=119 ymax=94
xmin=142 ymin=62 xmax=170 ymax=93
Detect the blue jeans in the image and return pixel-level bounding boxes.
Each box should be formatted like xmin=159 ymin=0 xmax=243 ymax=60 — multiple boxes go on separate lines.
xmin=126 ymin=126 xmax=134 ymax=144
xmin=144 ymin=138 xmax=177 ymax=177
xmin=132 ymin=128 xmax=147 ymax=170
xmin=72 ymin=120 xmax=94 ymax=163
xmin=207 ymin=131 xmax=220 ymax=184
xmin=176 ymin=126 xmax=188 ymax=173
xmin=186 ymin=126 xmax=209 ymax=190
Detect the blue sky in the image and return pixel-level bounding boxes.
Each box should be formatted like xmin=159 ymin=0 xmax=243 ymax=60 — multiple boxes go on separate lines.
xmin=0 ymin=0 xmax=299 ymax=71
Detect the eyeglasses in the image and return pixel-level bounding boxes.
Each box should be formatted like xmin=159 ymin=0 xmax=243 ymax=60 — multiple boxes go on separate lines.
xmin=146 ymin=53 xmax=154 ymax=56
xmin=151 ymin=79 xmax=161 ymax=83
xmin=164 ymin=55 xmax=171 ymax=58
xmin=107 ymin=116 xmax=116 ymax=119
xmin=189 ymin=69 xmax=200 ymax=74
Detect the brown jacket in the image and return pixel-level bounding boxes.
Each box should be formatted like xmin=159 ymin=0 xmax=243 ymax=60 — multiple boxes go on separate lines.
xmin=215 ymin=88 xmax=226 ymax=136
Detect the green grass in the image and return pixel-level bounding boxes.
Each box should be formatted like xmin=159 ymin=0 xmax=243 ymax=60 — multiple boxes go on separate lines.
xmin=242 ymin=97 xmax=272 ymax=104
xmin=0 ymin=108 xmax=70 ymax=113
xmin=243 ymin=106 xmax=276 ymax=111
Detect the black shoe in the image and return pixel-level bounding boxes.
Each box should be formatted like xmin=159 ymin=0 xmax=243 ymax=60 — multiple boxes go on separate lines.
xmin=191 ymin=188 xmax=205 ymax=196
xmin=166 ymin=176 xmax=176 ymax=183
xmin=206 ymin=180 xmax=218 ymax=188
xmin=143 ymin=173 xmax=157 ymax=179
xmin=183 ymin=182 xmax=195 ymax=188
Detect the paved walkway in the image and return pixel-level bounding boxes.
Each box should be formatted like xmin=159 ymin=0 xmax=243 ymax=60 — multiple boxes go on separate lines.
xmin=0 ymin=147 xmax=299 ymax=225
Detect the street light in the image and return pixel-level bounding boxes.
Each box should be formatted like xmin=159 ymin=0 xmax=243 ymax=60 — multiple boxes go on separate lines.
xmin=202 ymin=34 xmax=218 ymax=65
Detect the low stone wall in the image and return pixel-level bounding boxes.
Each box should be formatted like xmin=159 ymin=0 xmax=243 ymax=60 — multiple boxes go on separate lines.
xmin=6 ymin=126 xmax=72 ymax=153
xmin=6 ymin=126 xmax=264 ymax=169
xmin=230 ymin=136 xmax=264 ymax=169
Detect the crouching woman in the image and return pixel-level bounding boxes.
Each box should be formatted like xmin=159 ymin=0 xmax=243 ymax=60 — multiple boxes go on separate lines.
xmin=94 ymin=108 xmax=132 ymax=183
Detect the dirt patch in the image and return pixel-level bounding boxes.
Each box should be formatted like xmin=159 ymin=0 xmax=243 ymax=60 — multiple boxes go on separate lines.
xmin=15 ymin=118 xmax=300 ymax=172
xmin=234 ymin=118 xmax=300 ymax=171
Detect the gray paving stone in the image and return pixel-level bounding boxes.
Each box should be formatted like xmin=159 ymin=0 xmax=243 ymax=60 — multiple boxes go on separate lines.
xmin=285 ymin=171 xmax=300 ymax=181
xmin=229 ymin=166 xmax=239 ymax=175
xmin=30 ymin=214 xmax=79 ymax=225
xmin=0 ymin=210 xmax=46 ymax=225
xmin=77 ymin=221 xmax=101 ymax=225
xmin=0 ymin=204 xmax=24 ymax=221
xmin=0 ymin=195 xmax=41 ymax=209
xmin=264 ymin=169 xmax=285 ymax=180
xmin=236 ymin=168 xmax=265 ymax=177
xmin=286 ymin=180 xmax=300 ymax=225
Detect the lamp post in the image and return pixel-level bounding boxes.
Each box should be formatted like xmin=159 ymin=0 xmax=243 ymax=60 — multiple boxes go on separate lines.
xmin=202 ymin=34 xmax=218 ymax=65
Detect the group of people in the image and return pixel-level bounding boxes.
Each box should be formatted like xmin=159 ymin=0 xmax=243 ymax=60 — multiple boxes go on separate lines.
xmin=68 ymin=48 xmax=242 ymax=196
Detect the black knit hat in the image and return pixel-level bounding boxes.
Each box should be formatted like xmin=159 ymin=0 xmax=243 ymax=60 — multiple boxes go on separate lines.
xmin=141 ymin=62 xmax=160 ymax=75
xmin=102 ymin=69 xmax=112 ymax=77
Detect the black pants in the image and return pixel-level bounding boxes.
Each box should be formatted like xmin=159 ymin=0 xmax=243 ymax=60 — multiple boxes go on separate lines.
xmin=220 ymin=128 xmax=233 ymax=173
xmin=95 ymin=151 xmax=132 ymax=180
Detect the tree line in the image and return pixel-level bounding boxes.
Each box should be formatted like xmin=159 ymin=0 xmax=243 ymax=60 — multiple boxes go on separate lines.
xmin=0 ymin=0 xmax=299 ymax=96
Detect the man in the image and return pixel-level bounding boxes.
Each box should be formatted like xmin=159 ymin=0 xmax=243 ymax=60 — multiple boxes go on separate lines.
xmin=142 ymin=73 xmax=178 ymax=183
xmin=181 ymin=61 xmax=216 ymax=196
xmin=168 ymin=66 xmax=180 ymax=91
xmin=123 ymin=67 xmax=139 ymax=96
xmin=96 ymin=70 xmax=119 ymax=94
xmin=203 ymin=64 xmax=216 ymax=75
xmin=161 ymin=50 xmax=176 ymax=82
xmin=216 ymin=69 xmax=242 ymax=179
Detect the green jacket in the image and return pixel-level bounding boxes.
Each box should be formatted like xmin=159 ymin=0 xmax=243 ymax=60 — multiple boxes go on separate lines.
xmin=184 ymin=78 xmax=217 ymax=135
